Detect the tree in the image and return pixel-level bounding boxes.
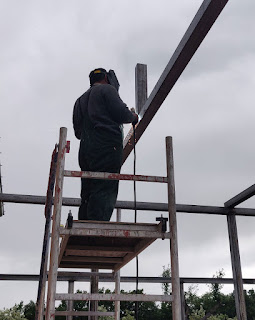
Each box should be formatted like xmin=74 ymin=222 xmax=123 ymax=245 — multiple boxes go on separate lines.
xmin=0 ymin=304 xmax=27 ymax=320
xmin=160 ymin=265 xmax=172 ymax=319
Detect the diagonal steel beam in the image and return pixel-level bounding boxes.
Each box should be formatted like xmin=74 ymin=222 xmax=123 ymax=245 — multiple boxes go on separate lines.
xmin=224 ymin=184 xmax=255 ymax=208
xmin=123 ymin=0 xmax=229 ymax=163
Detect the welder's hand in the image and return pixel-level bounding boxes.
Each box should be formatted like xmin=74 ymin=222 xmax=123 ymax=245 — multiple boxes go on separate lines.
xmin=132 ymin=112 xmax=139 ymax=126
xmin=130 ymin=108 xmax=138 ymax=125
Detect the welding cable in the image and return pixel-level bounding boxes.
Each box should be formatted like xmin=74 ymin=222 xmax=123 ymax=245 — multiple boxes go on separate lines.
xmin=133 ymin=124 xmax=139 ymax=320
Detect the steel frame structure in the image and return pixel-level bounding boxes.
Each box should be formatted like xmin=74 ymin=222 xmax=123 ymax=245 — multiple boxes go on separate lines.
xmin=0 ymin=0 xmax=251 ymax=319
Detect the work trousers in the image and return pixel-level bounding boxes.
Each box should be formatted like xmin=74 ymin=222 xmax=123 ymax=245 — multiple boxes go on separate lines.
xmin=78 ymin=128 xmax=123 ymax=221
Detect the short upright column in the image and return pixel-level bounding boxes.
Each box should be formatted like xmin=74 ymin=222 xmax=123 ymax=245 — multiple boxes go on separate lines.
xmin=115 ymin=208 xmax=121 ymax=320
xmin=67 ymin=281 xmax=74 ymax=320
xmin=45 ymin=127 xmax=68 ymax=320
xmin=165 ymin=136 xmax=182 ymax=320
xmin=227 ymin=214 xmax=247 ymax=320
xmin=90 ymin=269 xmax=99 ymax=320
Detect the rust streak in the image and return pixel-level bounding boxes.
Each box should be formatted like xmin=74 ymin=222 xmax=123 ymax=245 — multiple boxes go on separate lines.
xmin=123 ymin=230 xmax=130 ymax=237
xmin=71 ymin=171 xmax=82 ymax=177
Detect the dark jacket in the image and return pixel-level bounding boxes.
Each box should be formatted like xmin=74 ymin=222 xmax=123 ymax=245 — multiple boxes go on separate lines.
xmin=73 ymin=83 xmax=135 ymax=139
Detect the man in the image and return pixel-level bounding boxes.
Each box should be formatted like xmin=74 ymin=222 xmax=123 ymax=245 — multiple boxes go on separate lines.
xmin=73 ymin=68 xmax=138 ymax=221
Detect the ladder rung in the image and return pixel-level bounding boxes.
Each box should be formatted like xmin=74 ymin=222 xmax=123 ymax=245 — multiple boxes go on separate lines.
xmin=64 ymin=170 xmax=168 ymax=183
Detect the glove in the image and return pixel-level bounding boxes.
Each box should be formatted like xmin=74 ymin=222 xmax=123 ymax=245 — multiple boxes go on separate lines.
xmin=132 ymin=113 xmax=139 ymax=126
xmin=130 ymin=108 xmax=138 ymax=125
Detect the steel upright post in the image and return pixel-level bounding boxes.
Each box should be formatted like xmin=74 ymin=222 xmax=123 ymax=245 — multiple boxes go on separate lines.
xmin=45 ymin=127 xmax=67 ymax=320
xmin=36 ymin=146 xmax=58 ymax=320
xmin=165 ymin=136 xmax=181 ymax=320
xmin=115 ymin=208 xmax=121 ymax=320
xmin=227 ymin=214 xmax=247 ymax=320
xmin=90 ymin=269 xmax=99 ymax=320
xmin=180 ymin=282 xmax=186 ymax=320
xmin=135 ymin=63 xmax=147 ymax=115
xmin=67 ymin=281 xmax=74 ymax=320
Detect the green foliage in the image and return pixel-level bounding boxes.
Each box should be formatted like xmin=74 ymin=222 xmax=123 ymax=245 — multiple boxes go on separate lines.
xmin=122 ymin=310 xmax=135 ymax=320
xmin=23 ymin=301 xmax=35 ymax=320
xmin=0 ymin=303 xmax=27 ymax=320
xmin=4 ymin=267 xmax=255 ymax=320
xmin=161 ymin=264 xmax=171 ymax=295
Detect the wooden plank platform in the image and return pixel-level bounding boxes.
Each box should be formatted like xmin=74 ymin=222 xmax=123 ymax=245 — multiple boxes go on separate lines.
xmin=59 ymin=221 xmax=168 ymax=271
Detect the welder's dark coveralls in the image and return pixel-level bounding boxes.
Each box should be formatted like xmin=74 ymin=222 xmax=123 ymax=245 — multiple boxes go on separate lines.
xmin=73 ymin=83 xmax=135 ymax=221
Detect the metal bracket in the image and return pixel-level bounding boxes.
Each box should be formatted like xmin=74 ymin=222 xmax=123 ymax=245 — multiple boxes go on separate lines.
xmin=67 ymin=210 xmax=73 ymax=229
xmin=156 ymin=215 xmax=168 ymax=239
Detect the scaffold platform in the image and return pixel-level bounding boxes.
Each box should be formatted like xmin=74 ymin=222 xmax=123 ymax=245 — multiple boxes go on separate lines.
xmin=59 ymin=220 xmax=169 ymax=271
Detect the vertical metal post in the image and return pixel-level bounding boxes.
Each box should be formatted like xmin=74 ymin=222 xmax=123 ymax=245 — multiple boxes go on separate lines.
xmin=67 ymin=281 xmax=74 ymax=320
xmin=90 ymin=269 xmax=99 ymax=320
xmin=36 ymin=146 xmax=58 ymax=320
xmin=46 ymin=127 xmax=67 ymax=320
xmin=0 ymin=161 xmax=4 ymax=217
xmin=180 ymin=282 xmax=186 ymax=320
xmin=135 ymin=63 xmax=147 ymax=115
xmin=114 ymin=208 xmax=121 ymax=320
xmin=227 ymin=214 xmax=247 ymax=320
xmin=165 ymin=136 xmax=182 ymax=320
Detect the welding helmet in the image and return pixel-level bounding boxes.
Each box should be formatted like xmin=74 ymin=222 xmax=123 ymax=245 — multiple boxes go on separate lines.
xmin=89 ymin=68 xmax=120 ymax=92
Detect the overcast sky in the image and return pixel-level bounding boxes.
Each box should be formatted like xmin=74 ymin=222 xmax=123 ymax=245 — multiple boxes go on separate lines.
xmin=1 ymin=0 xmax=255 ymax=310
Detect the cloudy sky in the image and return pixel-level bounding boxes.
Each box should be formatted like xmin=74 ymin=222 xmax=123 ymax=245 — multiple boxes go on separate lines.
xmin=1 ymin=0 xmax=255 ymax=310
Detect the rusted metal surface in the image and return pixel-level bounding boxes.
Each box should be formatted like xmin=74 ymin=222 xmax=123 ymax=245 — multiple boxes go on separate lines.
xmin=60 ymin=226 xmax=170 ymax=239
xmin=36 ymin=146 xmax=58 ymax=320
xmin=225 ymin=184 xmax=255 ymax=208
xmin=45 ymin=127 xmax=67 ymax=320
xmin=166 ymin=136 xmax=182 ymax=320
xmin=55 ymin=293 xmax=173 ymax=302
xmin=64 ymin=170 xmax=168 ymax=183
xmin=122 ymin=0 xmax=229 ymax=163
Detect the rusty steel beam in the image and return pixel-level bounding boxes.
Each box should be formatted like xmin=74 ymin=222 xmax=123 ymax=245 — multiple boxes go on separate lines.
xmin=64 ymin=170 xmax=168 ymax=183
xmin=122 ymin=0 xmax=229 ymax=163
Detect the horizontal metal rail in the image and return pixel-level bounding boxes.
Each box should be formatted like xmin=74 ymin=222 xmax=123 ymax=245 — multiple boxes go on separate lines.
xmin=1 ymin=193 xmax=255 ymax=216
xmin=64 ymin=170 xmax=168 ymax=183
xmin=1 ymin=274 xmax=255 ymax=285
xmin=224 ymin=184 xmax=255 ymax=208
xmin=44 ymin=311 xmax=115 ymax=317
xmin=55 ymin=293 xmax=173 ymax=302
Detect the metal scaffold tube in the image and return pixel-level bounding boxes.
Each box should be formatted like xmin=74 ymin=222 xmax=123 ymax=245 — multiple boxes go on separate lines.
xmin=45 ymin=127 xmax=67 ymax=320
xmin=166 ymin=136 xmax=182 ymax=320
